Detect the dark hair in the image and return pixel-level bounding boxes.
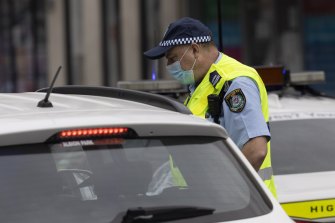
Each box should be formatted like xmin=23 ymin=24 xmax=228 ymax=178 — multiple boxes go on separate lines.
xmin=199 ymin=40 xmax=216 ymax=49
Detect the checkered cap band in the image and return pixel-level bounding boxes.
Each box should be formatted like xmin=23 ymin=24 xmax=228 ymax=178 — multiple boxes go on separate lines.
xmin=159 ymin=35 xmax=211 ymax=47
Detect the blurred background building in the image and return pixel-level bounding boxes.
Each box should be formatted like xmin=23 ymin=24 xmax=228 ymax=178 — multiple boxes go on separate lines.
xmin=0 ymin=0 xmax=334 ymax=94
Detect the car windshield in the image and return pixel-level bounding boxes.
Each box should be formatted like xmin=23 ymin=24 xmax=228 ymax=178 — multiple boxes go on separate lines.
xmin=0 ymin=136 xmax=271 ymax=223
xmin=271 ymin=119 xmax=335 ymax=175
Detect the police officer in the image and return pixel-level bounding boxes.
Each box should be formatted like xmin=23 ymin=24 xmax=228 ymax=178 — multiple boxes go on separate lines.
xmin=144 ymin=17 xmax=276 ymax=197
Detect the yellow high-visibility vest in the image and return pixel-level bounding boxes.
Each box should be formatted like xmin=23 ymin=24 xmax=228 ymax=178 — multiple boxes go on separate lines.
xmin=185 ymin=53 xmax=277 ymax=198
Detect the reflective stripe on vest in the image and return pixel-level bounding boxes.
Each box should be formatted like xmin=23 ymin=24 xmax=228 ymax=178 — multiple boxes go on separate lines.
xmin=258 ymin=166 xmax=273 ymax=181
xmin=185 ymin=53 xmax=277 ymax=198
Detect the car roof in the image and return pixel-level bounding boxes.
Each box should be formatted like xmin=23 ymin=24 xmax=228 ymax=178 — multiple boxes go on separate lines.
xmin=0 ymin=91 xmax=228 ymax=146
xmin=268 ymin=91 xmax=335 ymax=121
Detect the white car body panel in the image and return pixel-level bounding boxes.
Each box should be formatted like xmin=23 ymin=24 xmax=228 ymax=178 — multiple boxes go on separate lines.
xmin=276 ymin=171 xmax=335 ymax=203
xmin=0 ymin=93 xmax=227 ymax=146
xmin=218 ymin=211 xmax=294 ymax=223
xmin=268 ymin=93 xmax=335 ymax=117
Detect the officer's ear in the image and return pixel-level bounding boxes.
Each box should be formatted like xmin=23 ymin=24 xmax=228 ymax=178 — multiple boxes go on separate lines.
xmin=191 ymin=43 xmax=200 ymax=59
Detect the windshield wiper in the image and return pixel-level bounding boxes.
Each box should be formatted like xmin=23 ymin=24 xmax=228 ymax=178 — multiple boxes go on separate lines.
xmin=111 ymin=205 xmax=215 ymax=223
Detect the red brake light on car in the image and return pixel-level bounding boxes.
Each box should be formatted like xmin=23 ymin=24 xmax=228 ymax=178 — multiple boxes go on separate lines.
xmin=58 ymin=127 xmax=130 ymax=139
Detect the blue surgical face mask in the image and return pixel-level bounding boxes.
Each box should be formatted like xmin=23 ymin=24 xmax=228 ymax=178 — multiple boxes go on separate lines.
xmin=166 ymin=46 xmax=197 ymax=85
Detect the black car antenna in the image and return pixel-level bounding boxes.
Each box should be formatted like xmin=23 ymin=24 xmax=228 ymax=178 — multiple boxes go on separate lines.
xmin=37 ymin=66 xmax=62 ymax=108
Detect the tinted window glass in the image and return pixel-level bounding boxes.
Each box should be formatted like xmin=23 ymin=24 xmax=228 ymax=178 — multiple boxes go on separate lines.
xmin=271 ymin=119 xmax=335 ymax=175
xmin=0 ymin=136 xmax=270 ymax=222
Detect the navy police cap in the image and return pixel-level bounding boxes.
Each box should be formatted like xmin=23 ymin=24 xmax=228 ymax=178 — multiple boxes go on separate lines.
xmin=144 ymin=17 xmax=212 ymax=60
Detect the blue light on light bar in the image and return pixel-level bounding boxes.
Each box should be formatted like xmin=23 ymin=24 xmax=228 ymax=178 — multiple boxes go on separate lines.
xmin=151 ymin=64 xmax=156 ymax=80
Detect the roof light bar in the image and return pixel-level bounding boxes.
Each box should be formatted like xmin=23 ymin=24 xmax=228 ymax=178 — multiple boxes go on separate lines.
xmin=59 ymin=127 xmax=129 ymax=139
xmin=289 ymin=71 xmax=325 ymax=85
xmin=254 ymin=65 xmax=285 ymax=86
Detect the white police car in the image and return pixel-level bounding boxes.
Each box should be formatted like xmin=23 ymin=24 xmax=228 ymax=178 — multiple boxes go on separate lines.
xmin=0 ymin=74 xmax=292 ymax=222
xmin=266 ymin=70 xmax=335 ymax=223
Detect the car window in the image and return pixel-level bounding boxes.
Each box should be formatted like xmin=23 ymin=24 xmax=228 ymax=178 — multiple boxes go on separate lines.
xmin=271 ymin=119 xmax=335 ymax=175
xmin=0 ymin=136 xmax=271 ymax=223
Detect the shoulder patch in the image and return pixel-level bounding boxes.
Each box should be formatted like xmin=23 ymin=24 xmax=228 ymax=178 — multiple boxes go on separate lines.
xmin=209 ymin=71 xmax=221 ymax=88
xmin=224 ymin=88 xmax=246 ymax=113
